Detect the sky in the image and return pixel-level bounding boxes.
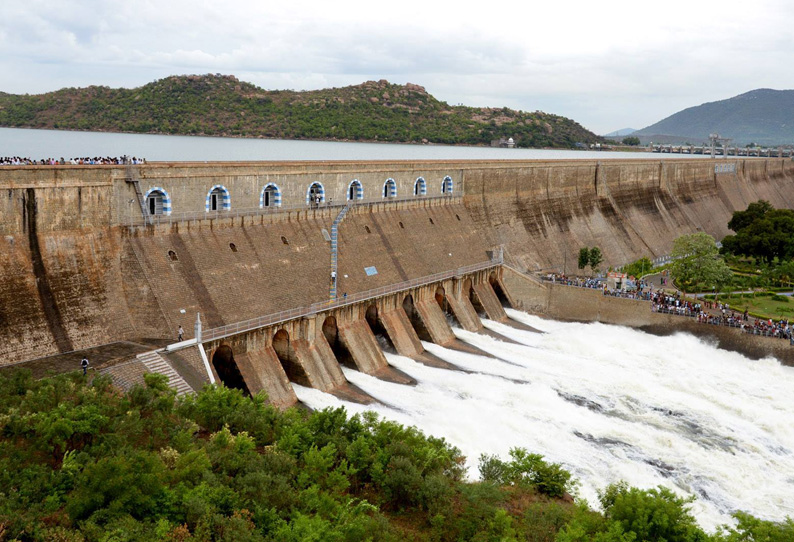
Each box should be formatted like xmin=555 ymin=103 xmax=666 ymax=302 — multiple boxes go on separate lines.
xmin=2 ymin=0 xmax=793 ymax=135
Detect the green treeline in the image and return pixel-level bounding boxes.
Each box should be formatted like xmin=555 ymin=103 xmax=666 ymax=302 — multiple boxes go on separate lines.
xmin=0 ymin=369 xmax=792 ymax=541
xmin=0 ymin=75 xmax=600 ymax=148
xmin=722 ymin=200 xmax=794 ymax=263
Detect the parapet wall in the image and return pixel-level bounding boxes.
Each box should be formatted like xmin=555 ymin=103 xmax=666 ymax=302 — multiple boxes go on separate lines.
xmin=1 ymin=157 xmax=793 ymax=365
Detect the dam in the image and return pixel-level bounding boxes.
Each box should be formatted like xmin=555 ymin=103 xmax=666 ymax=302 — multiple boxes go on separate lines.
xmin=2 ymin=157 xmax=794 ymax=404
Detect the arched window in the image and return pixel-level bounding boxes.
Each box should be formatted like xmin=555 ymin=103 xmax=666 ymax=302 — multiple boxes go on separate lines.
xmin=347 ymin=179 xmax=363 ymax=201
xmin=144 ymin=187 xmax=171 ymax=216
xmin=260 ymin=183 xmax=282 ymax=208
xmin=383 ymin=178 xmax=397 ymax=198
xmin=442 ymin=176 xmax=454 ymax=195
xmin=306 ymin=182 xmax=325 ymax=207
xmin=414 ymin=177 xmax=427 ymax=196
xmin=205 ymin=185 xmax=231 ymax=212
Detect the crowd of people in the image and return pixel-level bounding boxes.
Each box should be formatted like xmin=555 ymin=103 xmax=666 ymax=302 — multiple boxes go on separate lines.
xmin=544 ymin=273 xmax=653 ymax=300
xmin=544 ymin=274 xmax=601 ymax=289
xmin=651 ymin=291 xmax=792 ymax=339
xmin=545 ymin=272 xmax=794 ymax=344
xmin=652 ymin=292 xmax=700 ymax=316
xmin=1 ymin=156 xmax=145 ymax=166
xmin=603 ymin=288 xmax=653 ymax=301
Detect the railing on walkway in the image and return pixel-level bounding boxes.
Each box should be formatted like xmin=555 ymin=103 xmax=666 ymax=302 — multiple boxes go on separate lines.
xmin=542 ymin=275 xmax=794 ymax=344
xmin=201 ymin=255 xmax=503 ymax=342
xmin=126 ymin=193 xmax=462 ymax=227
xmin=330 ymin=201 xmax=353 ymax=300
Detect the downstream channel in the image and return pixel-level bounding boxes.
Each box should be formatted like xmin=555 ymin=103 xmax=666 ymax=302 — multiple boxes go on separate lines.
xmin=295 ymin=308 xmax=794 ymax=531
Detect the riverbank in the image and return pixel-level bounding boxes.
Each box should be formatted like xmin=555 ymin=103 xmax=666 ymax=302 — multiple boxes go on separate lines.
xmin=500 ymin=267 xmax=794 ymax=365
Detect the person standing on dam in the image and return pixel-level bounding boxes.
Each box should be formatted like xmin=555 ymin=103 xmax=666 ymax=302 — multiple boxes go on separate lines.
xmin=177 ymin=325 xmax=184 ymax=342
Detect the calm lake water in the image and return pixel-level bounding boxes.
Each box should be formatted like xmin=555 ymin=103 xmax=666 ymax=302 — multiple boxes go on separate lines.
xmin=0 ymin=127 xmax=703 ymax=162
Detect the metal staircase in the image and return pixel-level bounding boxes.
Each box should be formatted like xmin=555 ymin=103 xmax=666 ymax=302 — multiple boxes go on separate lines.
xmin=330 ymin=201 xmax=353 ymax=300
xmin=125 ymin=164 xmax=151 ymax=225
xmin=136 ymin=351 xmax=194 ymax=396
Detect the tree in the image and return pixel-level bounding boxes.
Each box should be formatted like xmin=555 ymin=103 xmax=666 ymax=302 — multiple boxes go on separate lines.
xmin=599 ymin=483 xmax=703 ymax=542
xmin=717 ymin=511 xmax=794 ymax=542
xmin=478 ymin=447 xmax=575 ymax=498
xmin=670 ymin=233 xmax=732 ymax=291
xmin=578 ymin=248 xmax=590 ymax=270
xmin=727 ymin=200 xmax=773 ymax=233
xmin=722 ymin=201 xmax=794 ymax=263
xmin=622 ymin=257 xmax=653 ymax=279
xmin=589 ymin=247 xmax=603 ymax=272
xmin=622 ymin=136 xmax=640 ymax=146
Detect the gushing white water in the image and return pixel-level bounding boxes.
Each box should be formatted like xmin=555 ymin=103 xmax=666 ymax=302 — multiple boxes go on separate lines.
xmin=293 ymin=309 xmax=794 ymax=530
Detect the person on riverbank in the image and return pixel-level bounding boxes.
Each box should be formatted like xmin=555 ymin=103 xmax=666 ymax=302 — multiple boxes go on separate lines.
xmin=80 ymin=356 xmax=89 ymax=376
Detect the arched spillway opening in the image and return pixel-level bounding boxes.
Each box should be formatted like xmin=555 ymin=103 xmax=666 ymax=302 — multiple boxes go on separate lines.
xmin=272 ymin=329 xmax=309 ymax=386
xmin=489 ymin=273 xmax=512 ymax=308
xmin=435 ymin=285 xmax=461 ymax=327
xmin=365 ymin=304 xmax=396 ymax=352
xmin=463 ymin=279 xmax=486 ymax=317
xmin=322 ymin=315 xmax=355 ymax=368
xmin=211 ymin=344 xmax=250 ymax=395
xmin=403 ymin=294 xmax=432 ymax=341
xmin=434 ymin=286 xmax=447 ymax=311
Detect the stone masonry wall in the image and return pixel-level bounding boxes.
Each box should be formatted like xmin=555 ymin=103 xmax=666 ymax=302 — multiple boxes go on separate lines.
xmin=2 ymin=158 xmax=793 ymax=366
xmin=464 ymin=158 xmax=794 ymax=273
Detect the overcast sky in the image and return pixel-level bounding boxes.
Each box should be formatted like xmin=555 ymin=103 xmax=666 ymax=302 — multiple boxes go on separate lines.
xmin=2 ymin=0 xmax=793 ymax=134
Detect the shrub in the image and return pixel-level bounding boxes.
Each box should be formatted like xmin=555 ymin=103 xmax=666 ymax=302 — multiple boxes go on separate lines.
xmin=599 ymin=482 xmax=703 ymax=542
xmin=479 ymin=448 xmax=575 ymax=498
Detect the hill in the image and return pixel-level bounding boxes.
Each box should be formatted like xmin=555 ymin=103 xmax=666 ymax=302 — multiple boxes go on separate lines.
xmin=634 ymin=89 xmax=794 ymax=146
xmin=602 ymin=128 xmax=636 ymax=137
xmin=0 ymin=74 xmax=600 ymax=148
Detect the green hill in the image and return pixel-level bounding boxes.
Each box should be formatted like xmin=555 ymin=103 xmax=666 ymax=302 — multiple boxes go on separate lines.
xmin=634 ymin=88 xmax=794 ymax=146
xmin=0 ymin=74 xmax=599 ymax=148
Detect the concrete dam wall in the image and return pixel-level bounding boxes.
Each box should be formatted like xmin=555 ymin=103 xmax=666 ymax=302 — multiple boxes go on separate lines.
xmin=464 ymin=158 xmax=794 ymax=272
xmin=1 ymin=158 xmax=793 ymax=392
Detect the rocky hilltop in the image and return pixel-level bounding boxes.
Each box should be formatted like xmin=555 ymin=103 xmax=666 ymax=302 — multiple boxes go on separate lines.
xmin=0 ymin=74 xmax=599 ymax=148
xmin=634 ymin=88 xmax=794 ymax=146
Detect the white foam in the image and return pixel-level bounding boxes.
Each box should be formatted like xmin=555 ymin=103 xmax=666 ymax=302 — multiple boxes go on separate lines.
xmin=293 ymin=310 xmax=794 ymax=531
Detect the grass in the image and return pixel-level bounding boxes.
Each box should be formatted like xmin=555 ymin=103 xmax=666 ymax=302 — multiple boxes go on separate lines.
xmin=708 ymin=291 xmax=794 ymax=320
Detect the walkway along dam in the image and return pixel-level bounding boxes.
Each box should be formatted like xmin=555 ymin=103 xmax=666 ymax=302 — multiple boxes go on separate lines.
xmin=2 ymin=157 xmax=794 ymax=403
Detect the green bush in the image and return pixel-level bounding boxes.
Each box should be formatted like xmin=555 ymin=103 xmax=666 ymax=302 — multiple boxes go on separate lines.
xmin=621 ymin=257 xmax=654 ymax=279
xmin=716 ymin=511 xmax=794 ymax=542
xmin=599 ymin=482 xmax=703 ymax=542
xmin=479 ymin=448 xmax=575 ymax=498
xmin=4 ymin=371 xmax=793 ymax=541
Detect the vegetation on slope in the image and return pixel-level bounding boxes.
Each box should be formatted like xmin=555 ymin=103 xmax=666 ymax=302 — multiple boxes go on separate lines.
xmin=0 ymin=74 xmax=600 ymax=148
xmin=1 ymin=369 xmax=792 ymax=541
xmin=634 ymin=88 xmax=794 ymax=146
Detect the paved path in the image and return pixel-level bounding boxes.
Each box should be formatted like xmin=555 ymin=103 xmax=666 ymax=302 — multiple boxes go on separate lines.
xmin=0 ymin=338 xmax=171 ymax=378
xmin=643 ymin=272 xmax=679 ymax=293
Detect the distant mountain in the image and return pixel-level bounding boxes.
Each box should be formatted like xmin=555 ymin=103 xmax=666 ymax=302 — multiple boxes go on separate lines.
xmin=0 ymin=74 xmax=600 ymax=149
xmin=634 ymin=89 xmax=794 ymax=146
xmin=603 ymin=128 xmax=636 ymax=137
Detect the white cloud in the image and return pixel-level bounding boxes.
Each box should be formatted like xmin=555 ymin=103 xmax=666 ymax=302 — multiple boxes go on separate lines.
xmin=1 ymin=0 xmax=794 ymax=133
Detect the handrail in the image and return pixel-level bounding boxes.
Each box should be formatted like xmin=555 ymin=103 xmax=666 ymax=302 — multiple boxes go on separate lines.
xmin=330 ymin=200 xmax=353 ymax=300
xmin=201 ymin=256 xmax=503 ymax=342
xmin=127 ymin=193 xmax=462 ymax=227
xmin=125 ymin=165 xmax=151 ymax=225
